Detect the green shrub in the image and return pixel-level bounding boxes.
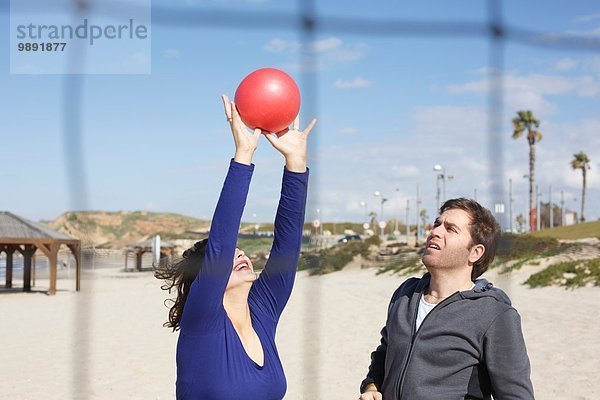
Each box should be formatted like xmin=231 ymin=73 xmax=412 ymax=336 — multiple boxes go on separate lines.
xmin=297 ymin=240 xmax=371 ymax=275
xmin=364 ymin=235 xmax=381 ymax=247
xmin=494 ymin=234 xmax=580 ymax=272
xmin=250 ymin=251 xmax=269 ymax=271
xmin=497 ymin=234 xmax=559 ymax=260
xmin=525 ymin=258 xmax=600 ymax=288
xmin=237 ymin=238 xmax=274 ymax=255
xmin=376 ymin=255 xmax=423 ymax=276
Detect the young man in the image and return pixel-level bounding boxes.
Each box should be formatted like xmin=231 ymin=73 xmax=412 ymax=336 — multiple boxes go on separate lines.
xmin=359 ymin=198 xmax=534 ymax=400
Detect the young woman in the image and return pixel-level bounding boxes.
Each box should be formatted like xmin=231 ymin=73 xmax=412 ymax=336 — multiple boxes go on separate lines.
xmin=156 ymin=95 xmax=316 ymax=399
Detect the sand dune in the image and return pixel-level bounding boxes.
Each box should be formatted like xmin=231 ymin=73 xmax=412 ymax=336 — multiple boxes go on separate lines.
xmin=0 ymin=263 xmax=598 ymax=399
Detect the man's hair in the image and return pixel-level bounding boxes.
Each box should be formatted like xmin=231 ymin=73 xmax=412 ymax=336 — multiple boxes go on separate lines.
xmin=439 ymin=198 xmax=501 ymax=279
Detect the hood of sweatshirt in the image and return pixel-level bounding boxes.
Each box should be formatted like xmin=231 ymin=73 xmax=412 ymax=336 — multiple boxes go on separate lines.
xmin=416 ymin=272 xmax=512 ymax=306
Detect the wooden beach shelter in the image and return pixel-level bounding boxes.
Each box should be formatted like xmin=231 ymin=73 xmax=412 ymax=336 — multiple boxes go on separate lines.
xmin=124 ymin=239 xmax=175 ymax=272
xmin=0 ymin=211 xmax=81 ymax=295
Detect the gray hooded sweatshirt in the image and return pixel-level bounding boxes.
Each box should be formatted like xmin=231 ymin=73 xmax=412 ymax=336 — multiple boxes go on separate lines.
xmin=360 ymin=273 xmax=534 ymax=400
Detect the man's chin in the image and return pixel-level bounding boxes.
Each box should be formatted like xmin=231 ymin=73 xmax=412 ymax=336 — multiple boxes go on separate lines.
xmin=421 ymin=255 xmax=436 ymax=269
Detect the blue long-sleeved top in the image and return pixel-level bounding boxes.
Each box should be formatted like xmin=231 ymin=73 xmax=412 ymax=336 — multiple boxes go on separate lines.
xmin=176 ymin=160 xmax=309 ymax=400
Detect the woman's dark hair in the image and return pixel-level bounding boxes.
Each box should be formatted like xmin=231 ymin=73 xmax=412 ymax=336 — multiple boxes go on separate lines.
xmin=154 ymin=239 xmax=208 ymax=331
xmin=439 ymin=198 xmax=501 ymax=280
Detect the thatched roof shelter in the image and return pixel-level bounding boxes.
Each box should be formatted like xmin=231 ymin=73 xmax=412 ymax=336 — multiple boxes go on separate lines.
xmin=0 ymin=211 xmax=81 ymax=295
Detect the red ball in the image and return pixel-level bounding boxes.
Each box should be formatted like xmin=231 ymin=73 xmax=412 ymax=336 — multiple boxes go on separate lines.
xmin=234 ymin=68 xmax=301 ymax=133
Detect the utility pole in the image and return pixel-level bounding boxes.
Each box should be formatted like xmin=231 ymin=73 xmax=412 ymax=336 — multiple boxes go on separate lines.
xmin=509 ymin=178 xmax=513 ymax=233
xmin=549 ymin=185 xmax=553 ymax=229
xmin=560 ymin=191 xmax=565 ymax=226
xmin=394 ymin=188 xmax=401 ymax=238
xmin=435 ymin=175 xmax=441 ymax=211
xmin=416 ymin=184 xmax=421 ymax=244
xmin=405 ymin=199 xmax=410 ymax=243
xmin=536 ymin=185 xmax=541 ymax=231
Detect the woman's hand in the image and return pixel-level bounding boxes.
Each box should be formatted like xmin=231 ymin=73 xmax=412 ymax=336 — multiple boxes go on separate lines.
xmin=221 ymin=94 xmax=261 ymax=165
xmin=263 ymin=116 xmax=317 ymax=173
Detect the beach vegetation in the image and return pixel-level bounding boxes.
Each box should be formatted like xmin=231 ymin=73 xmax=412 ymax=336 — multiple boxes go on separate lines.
xmin=376 ymin=255 xmax=424 ymax=276
xmin=495 ymin=234 xmax=579 ymax=262
xmin=297 ymin=240 xmax=372 ymax=275
xmin=531 ymin=220 xmax=600 ymax=241
xmin=525 ymin=258 xmax=600 ymax=288
xmin=493 ymin=233 xmax=581 ymax=273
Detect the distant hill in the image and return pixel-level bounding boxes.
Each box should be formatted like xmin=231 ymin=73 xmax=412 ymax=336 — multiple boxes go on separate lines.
xmin=45 ymin=211 xmax=211 ymax=248
xmin=42 ymin=211 xmax=375 ymax=249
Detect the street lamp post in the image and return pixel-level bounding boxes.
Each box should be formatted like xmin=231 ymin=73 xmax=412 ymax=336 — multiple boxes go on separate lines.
xmin=405 ymin=199 xmax=410 ymax=243
xmin=433 ymin=164 xmax=453 ymax=210
xmin=509 ymin=178 xmax=514 ymax=233
xmin=360 ymin=201 xmax=369 ymax=234
xmin=316 ymin=208 xmax=323 ymax=236
xmin=549 ymin=185 xmax=553 ymax=229
xmin=560 ymin=191 xmax=565 ymax=226
xmin=359 ymin=201 xmax=368 ymax=223
xmin=435 ymin=174 xmax=442 ymax=210
xmin=416 ymin=184 xmax=421 ymax=243
xmin=394 ymin=188 xmax=401 ymax=238
xmin=374 ymin=191 xmax=388 ymax=237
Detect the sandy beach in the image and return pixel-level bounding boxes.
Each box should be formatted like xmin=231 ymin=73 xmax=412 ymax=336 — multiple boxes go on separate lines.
xmin=1 ymin=261 xmax=598 ymax=399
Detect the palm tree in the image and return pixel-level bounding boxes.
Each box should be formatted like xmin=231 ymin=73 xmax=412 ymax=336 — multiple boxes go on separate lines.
xmin=571 ymin=151 xmax=591 ymax=223
xmin=512 ymin=110 xmax=542 ymax=232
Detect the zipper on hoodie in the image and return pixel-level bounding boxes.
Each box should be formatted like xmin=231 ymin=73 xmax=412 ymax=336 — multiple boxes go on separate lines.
xmin=395 ymin=291 xmax=460 ymax=400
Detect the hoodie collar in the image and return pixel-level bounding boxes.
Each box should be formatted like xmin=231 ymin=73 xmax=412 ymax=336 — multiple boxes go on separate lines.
xmin=418 ymin=273 xmax=511 ymax=305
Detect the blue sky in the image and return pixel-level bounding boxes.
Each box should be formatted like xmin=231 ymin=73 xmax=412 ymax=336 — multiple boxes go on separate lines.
xmin=1 ymin=0 xmax=599 ymax=230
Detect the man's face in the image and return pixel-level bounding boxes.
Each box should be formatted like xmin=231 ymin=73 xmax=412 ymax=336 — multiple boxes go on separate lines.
xmin=422 ymin=208 xmax=481 ymax=271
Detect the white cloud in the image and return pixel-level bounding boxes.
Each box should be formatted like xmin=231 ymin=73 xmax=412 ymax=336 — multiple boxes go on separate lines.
xmin=123 ymin=52 xmax=149 ymax=67
xmin=506 ymin=117 xmax=600 ymax=222
xmin=264 ymin=38 xmax=299 ymax=53
xmin=391 ymin=165 xmax=420 ymax=178
xmin=263 ymin=37 xmax=367 ymax=71
xmin=185 ymin=0 xmax=267 ymax=4
xmin=582 ymin=55 xmax=600 ymax=76
xmin=164 ymin=48 xmax=179 ymax=59
xmin=334 ymin=77 xmax=371 ymax=89
xmin=564 ymin=26 xmax=600 ymax=37
xmin=449 ymin=74 xmax=590 ymax=96
xmin=468 ymin=66 xmax=493 ymax=76
xmin=304 ymin=104 xmax=499 ymax=221
xmin=447 ymin=72 xmax=600 ymax=116
xmin=273 ymin=103 xmax=599 ymax=222
xmin=555 ymin=58 xmax=578 ymax=71
xmin=336 ymin=127 xmax=359 ymax=136
xmin=574 ymin=14 xmax=600 ymax=23
xmin=412 ymin=105 xmax=486 ymax=139
xmin=309 ymin=37 xmax=343 ymax=53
